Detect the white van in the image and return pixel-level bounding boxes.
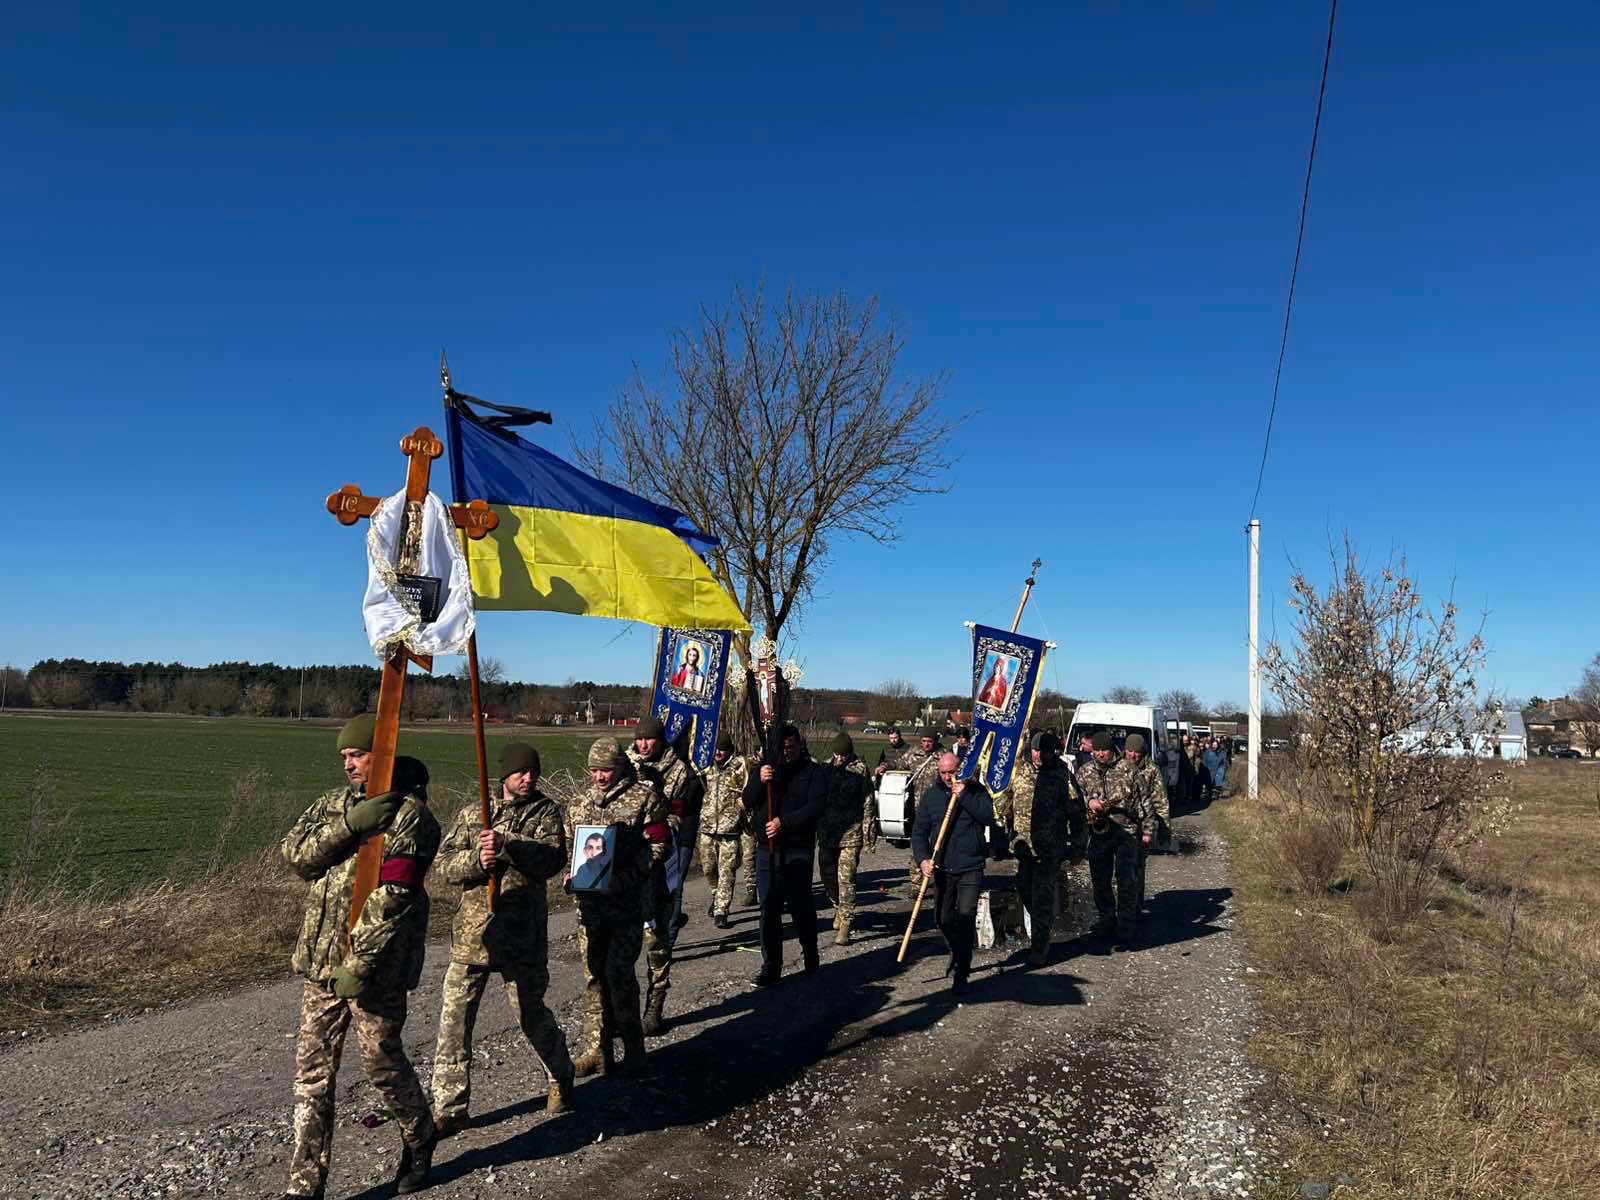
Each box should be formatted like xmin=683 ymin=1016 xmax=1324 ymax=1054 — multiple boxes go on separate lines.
xmin=1066 ymin=702 xmax=1168 ymax=768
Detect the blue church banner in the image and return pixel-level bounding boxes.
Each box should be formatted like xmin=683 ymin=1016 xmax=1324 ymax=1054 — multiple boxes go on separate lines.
xmin=649 ymin=627 xmax=733 ymax=768
xmin=958 ymin=623 xmax=1049 ymax=793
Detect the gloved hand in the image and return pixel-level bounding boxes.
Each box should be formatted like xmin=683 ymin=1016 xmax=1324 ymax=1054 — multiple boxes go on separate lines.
xmin=345 ymin=790 xmax=403 ymax=836
xmin=327 ymin=966 xmax=364 ymax=1000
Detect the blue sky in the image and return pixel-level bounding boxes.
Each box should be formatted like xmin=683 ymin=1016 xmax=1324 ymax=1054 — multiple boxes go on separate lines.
xmin=5 ymin=2 xmax=1597 ymax=705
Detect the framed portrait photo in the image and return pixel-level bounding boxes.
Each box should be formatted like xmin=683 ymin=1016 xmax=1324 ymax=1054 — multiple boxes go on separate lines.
xmin=570 ymin=824 xmax=616 ymax=894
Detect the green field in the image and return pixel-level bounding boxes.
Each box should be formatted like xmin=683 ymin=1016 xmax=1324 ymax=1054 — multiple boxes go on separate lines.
xmin=0 ymin=714 xmax=890 ymax=898
xmin=0 ymin=715 xmax=601 ymax=897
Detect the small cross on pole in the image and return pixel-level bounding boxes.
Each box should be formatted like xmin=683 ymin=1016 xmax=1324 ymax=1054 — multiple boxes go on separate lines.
xmin=325 ymin=426 xmax=498 ymax=931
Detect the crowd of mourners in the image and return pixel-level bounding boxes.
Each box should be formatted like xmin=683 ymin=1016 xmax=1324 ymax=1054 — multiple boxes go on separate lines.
xmin=274 ymin=712 xmax=1223 ymax=1198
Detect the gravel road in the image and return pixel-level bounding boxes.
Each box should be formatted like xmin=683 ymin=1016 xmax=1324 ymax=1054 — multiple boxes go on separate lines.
xmin=0 ymin=805 xmax=1279 ymax=1199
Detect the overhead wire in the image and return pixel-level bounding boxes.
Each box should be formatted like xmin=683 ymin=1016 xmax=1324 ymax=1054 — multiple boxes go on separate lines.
xmin=1248 ymin=0 xmax=1340 ymax=520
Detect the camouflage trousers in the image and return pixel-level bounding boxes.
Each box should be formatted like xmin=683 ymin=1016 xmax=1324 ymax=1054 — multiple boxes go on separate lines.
xmin=1086 ymin=827 xmax=1141 ymax=937
xmin=430 ymin=960 xmax=574 ymax=1121
xmin=738 ymin=828 xmax=759 ymax=904
xmin=575 ymin=919 xmax=644 ymax=1055
xmin=287 ymin=981 xmax=433 ymax=1198
xmin=698 ymin=831 xmax=744 ymax=917
xmin=1017 ymin=852 xmax=1066 ymax=950
xmin=816 ymin=837 xmax=862 ymax=928
xmin=645 ymin=877 xmax=676 ymax=1001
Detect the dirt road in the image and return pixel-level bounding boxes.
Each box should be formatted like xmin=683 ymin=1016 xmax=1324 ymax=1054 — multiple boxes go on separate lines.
xmin=0 ymin=806 xmax=1277 ymax=1199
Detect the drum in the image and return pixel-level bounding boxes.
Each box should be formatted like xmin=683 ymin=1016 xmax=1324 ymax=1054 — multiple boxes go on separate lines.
xmin=875 ymin=770 xmax=913 ymax=845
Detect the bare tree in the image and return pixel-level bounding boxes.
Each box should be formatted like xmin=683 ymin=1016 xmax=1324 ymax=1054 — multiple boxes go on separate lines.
xmin=869 ymin=677 xmax=921 ymax=725
xmin=27 ymin=670 xmax=89 ymax=710
xmin=241 ymin=682 xmax=279 ymax=717
xmin=1263 ymin=538 xmax=1512 ymax=916
xmin=1574 ymin=652 xmax=1600 ymax=757
xmin=583 ymin=285 xmax=956 ymax=656
xmin=1104 ymin=685 xmax=1148 ymax=705
xmin=1157 ymin=689 xmax=1202 ymax=718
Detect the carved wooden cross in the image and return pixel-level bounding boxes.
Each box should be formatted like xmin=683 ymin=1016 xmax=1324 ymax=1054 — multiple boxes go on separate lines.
xmin=325 ymin=425 xmax=498 ymax=929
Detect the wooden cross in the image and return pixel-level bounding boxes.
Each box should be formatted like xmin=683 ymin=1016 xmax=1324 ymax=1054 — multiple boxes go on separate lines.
xmin=325 ymin=425 xmax=498 ymax=930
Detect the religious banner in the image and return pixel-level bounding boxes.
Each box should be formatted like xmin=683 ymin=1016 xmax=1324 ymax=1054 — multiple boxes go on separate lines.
xmin=361 ymin=488 xmax=477 ymax=658
xmin=648 ymin=627 xmax=734 ymax=768
xmin=958 ymin=623 xmax=1050 ymax=793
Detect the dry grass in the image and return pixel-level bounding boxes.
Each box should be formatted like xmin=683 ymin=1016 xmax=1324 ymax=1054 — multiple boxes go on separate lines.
xmin=1218 ymin=759 xmax=1600 ymax=1198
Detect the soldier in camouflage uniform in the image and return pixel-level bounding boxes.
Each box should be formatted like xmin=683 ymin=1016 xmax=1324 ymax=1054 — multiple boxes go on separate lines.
xmin=1119 ymin=733 xmax=1171 ymax=912
xmin=429 ymin=742 xmax=576 ymax=1139
xmin=697 ymin=731 xmax=750 ymax=928
xmin=818 ymin=732 xmax=876 ymax=945
xmin=1010 ymin=731 xmax=1087 ymax=965
xmin=279 ymin=715 xmax=440 ymax=1199
xmin=565 ymin=737 xmax=669 ymax=1076
xmin=1075 ymin=730 xmax=1143 ymax=945
xmin=627 ymin=715 xmax=695 ymax=1036
xmin=895 ymin=728 xmax=945 ymax=884
xmin=873 ymin=726 xmax=910 ymax=778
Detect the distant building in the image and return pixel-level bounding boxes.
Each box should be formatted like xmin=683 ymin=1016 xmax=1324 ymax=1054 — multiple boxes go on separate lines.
xmin=1523 ymin=698 xmax=1596 ymax=756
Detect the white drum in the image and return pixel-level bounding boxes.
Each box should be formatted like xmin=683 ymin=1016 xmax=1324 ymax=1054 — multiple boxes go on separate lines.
xmin=875 ymin=770 xmax=913 ymax=845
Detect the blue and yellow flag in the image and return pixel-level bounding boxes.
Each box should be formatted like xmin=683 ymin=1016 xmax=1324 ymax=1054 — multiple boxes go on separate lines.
xmin=444 ymin=404 xmax=751 ymax=633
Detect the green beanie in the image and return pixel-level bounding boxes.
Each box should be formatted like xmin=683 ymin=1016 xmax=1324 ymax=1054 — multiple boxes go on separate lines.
xmin=499 ymin=742 xmax=541 ymax=779
xmin=336 ymin=714 xmax=376 ymax=752
xmin=716 ymin=730 xmax=735 ymax=753
xmin=831 ymin=732 xmax=854 ymax=756
xmin=1091 ymin=731 xmax=1114 ymax=752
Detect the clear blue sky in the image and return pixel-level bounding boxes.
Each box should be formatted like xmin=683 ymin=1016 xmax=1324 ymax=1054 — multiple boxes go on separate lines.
xmin=6 ymin=2 xmax=1597 ymax=706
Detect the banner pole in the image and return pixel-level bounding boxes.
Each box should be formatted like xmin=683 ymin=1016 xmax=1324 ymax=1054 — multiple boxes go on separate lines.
xmin=899 ymin=559 xmax=1040 ymax=964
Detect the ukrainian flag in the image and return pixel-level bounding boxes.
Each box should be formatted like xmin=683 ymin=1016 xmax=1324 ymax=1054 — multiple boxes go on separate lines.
xmin=444 ymin=403 xmax=751 ymax=633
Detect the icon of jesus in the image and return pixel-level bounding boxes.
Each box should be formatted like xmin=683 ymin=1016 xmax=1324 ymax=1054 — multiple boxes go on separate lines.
xmin=671 ymin=643 xmax=707 ymax=695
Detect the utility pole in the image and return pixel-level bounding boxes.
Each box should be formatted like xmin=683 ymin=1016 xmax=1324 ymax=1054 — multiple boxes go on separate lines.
xmin=1248 ymin=519 xmax=1261 ymax=801
xmin=298 ymin=664 xmax=306 ymax=721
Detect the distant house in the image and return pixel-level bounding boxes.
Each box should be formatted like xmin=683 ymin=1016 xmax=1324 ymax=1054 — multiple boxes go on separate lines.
xmin=1396 ymin=706 xmax=1527 ymax=762
xmin=1524 ymin=698 xmax=1596 ymax=756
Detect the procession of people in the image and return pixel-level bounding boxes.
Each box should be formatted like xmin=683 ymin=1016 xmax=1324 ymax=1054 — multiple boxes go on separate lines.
xmin=277 ymin=713 xmax=1179 ymax=1199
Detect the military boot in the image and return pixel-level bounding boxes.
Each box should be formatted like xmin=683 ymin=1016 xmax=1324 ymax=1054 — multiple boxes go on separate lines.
xmin=394 ymin=1127 xmax=437 ymax=1195
xmin=835 ymin=916 xmax=852 ymax=946
xmin=546 ymin=1072 xmax=578 ymax=1113
xmin=430 ymin=1108 xmax=467 ymax=1139
xmin=1026 ymin=942 xmax=1050 ymax=967
xmin=571 ymin=1040 xmax=613 ymax=1078
xmin=641 ymin=988 xmax=667 ymax=1037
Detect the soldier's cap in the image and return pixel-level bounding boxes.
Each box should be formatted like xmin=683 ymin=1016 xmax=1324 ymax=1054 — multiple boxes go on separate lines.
xmin=587 ymin=737 xmax=632 ymax=771
xmin=830 ymin=732 xmax=854 ymax=756
xmin=1030 ymin=731 xmax=1060 ymax=755
xmin=636 ymin=715 xmax=666 ymax=740
xmin=499 ymin=741 xmax=540 ymax=779
xmin=779 ymin=722 xmax=802 ymax=742
xmin=1091 ymin=731 xmax=1114 ymax=752
xmin=392 ymin=755 xmax=429 ymax=793
xmin=919 ymin=726 xmax=939 ymax=740
xmin=716 ymin=730 xmax=735 ymax=753
xmin=1125 ymin=733 xmax=1147 ymax=754
xmin=336 ymin=713 xmax=376 ymax=752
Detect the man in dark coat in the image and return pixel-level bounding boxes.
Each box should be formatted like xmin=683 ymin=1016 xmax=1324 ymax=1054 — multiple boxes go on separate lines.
xmin=742 ymin=724 xmax=827 ymax=987
xmin=911 ymin=753 xmax=999 ymax=993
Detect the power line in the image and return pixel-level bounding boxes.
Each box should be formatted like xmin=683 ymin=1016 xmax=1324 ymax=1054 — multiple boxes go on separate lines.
xmin=1249 ymin=0 xmax=1339 ymax=520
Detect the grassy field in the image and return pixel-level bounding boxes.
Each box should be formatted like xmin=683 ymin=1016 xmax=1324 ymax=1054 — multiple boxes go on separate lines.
xmin=1217 ymin=758 xmax=1600 ymax=1199
xmin=0 ymin=713 xmax=890 ymax=898
xmin=1 ymin=715 xmax=613 ymax=897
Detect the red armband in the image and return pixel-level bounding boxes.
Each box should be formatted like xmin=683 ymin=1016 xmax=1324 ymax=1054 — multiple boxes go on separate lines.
xmin=669 ymin=796 xmax=686 ymax=817
xmin=643 ymin=821 xmax=671 ymax=845
xmin=379 ymin=855 xmax=426 ymax=888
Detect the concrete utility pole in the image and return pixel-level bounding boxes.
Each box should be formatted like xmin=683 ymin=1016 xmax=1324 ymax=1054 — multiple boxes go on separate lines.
xmin=1247 ymin=519 xmax=1262 ymax=801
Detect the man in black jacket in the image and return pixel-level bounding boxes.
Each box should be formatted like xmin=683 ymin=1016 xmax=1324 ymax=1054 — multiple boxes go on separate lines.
xmin=912 ymin=753 xmax=998 ymax=994
xmin=742 ymin=724 xmax=827 ymax=987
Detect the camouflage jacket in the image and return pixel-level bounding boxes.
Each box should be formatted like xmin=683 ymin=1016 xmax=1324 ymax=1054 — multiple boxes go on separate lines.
xmin=565 ymin=773 xmax=669 ymax=927
xmin=818 ymin=756 xmax=875 ymax=848
xmin=1076 ymin=757 xmax=1133 ymax=833
xmin=1014 ymin=755 xmax=1086 ymax=862
xmin=700 ymin=754 xmax=751 ymax=836
xmin=899 ymin=744 xmax=944 ymax=796
xmin=437 ymin=789 xmax=566 ymax=968
xmin=628 ymin=742 xmax=697 ymax=834
xmin=1116 ymin=758 xmax=1170 ymax=830
xmin=281 ymin=782 xmax=440 ymax=993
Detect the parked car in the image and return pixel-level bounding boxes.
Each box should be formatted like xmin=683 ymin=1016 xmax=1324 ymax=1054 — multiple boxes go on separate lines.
xmin=1548 ymin=747 xmax=1583 ymax=759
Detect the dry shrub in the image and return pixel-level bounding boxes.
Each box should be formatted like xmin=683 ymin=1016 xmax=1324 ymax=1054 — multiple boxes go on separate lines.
xmin=1219 ymin=759 xmax=1600 ymax=1199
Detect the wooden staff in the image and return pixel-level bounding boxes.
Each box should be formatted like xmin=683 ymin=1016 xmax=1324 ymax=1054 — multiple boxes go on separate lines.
xmin=897 ymin=559 xmax=1040 ymax=964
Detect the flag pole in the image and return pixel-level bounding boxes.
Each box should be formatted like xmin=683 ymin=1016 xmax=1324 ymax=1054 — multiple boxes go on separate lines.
xmin=444 ymin=351 xmax=498 ymax=911
xmin=898 ymin=559 xmax=1040 ymax=964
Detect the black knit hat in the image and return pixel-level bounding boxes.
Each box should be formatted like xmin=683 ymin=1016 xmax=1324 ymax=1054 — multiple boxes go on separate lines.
xmin=830 ymin=732 xmax=854 ymax=756
xmin=1091 ymin=731 xmax=1114 ymax=752
xmin=636 ymin=715 xmax=666 ymax=740
xmin=498 ymin=742 xmax=541 ymax=778
xmin=716 ymin=730 xmax=735 ymax=752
